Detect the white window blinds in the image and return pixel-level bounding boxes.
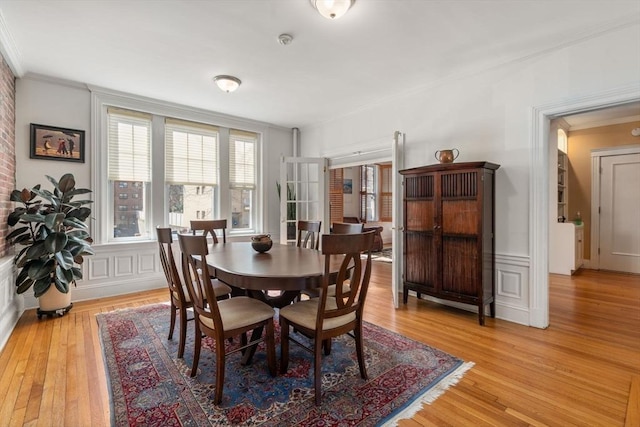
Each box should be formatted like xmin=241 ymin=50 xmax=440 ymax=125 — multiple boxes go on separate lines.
xmin=165 ymin=118 xmax=219 ymax=185
xmin=108 ymin=108 xmax=152 ymax=181
xmin=229 ymin=129 xmax=257 ymax=189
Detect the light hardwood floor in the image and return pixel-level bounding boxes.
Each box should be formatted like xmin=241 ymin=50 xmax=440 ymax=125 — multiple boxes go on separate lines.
xmin=0 ymin=263 xmax=638 ymax=426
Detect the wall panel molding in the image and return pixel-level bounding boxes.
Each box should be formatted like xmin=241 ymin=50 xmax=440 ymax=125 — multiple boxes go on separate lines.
xmin=0 ymin=256 xmax=22 ymax=353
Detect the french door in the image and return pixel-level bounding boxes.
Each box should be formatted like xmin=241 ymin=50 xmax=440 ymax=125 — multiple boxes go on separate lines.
xmin=279 ymin=156 xmax=328 ymax=245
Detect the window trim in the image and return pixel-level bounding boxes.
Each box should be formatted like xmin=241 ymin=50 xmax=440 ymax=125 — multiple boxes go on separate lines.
xmin=91 ymin=88 xmax=267 ymax=244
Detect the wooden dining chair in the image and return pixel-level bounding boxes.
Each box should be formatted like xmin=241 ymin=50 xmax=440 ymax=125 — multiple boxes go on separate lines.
xmin=331 ymin=222 xmax=364 ymax=234
xmin=279 ymin=230 xmax=375 ymax=405
xmin=190 ymin=219 xmax=227 ymax=244
xmin=178 ymin=233 xmax=277 ymax=404
xmin=297 ymin=220 xmax=322 ymax=250
xmin=156 ymin=227 xmax=232 ymax=359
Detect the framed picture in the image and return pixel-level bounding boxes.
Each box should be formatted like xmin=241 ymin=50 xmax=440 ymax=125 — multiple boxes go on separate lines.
xmin=30 ymin=123 xmax=85 ymax=163
xmin=343 ymin=178 xmax=353 ymax=194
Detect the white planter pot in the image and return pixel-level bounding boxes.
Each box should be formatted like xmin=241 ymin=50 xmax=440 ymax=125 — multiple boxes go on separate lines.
xmin=37 ymin=285 xmax=73 ymax=317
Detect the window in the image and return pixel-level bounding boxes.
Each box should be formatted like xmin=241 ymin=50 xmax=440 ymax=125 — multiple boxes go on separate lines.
xmin=98 ymin=94 xmax=262 ymax=242
xmin=229 ymin=130 xmax=257 ymax=230
xmin=378 ymin=164 xmax=392 ymax=222
xmin=108 ymin=108 xmax=151 ymax=239
xmin=360 ymin=165 xmax=376 ymax=222
xmin=329 ymin=168 xmax=344 ymax=225
xmin=165 ymin=119 xmax=219 ymax=231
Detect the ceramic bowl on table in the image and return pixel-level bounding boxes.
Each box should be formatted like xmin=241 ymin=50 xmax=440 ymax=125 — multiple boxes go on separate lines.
xmin=251 ymin=234 xmax=273 ymax=253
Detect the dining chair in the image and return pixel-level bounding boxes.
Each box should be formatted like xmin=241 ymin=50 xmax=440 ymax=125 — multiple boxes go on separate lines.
xmin=156 ymin=227 xmax=232 ymax=359
xmin=279 ymin=230 xmax=375 ymax=405
xmin=296 ymin=220 xmax=322 ymax=250
xmin=331 ymin=222 xmax=364 ymax=234
xmin=178 ymin=233 xmax=277 ymax=404
xmin=190 ymin=219 xmax=227 ymax=244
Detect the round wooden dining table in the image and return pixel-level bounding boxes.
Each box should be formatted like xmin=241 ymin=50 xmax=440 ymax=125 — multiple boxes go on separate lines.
xmin=205 ymin=241 xmax=340 ymax=365
xmin=205 ymin=241 xmax=338 ymax=308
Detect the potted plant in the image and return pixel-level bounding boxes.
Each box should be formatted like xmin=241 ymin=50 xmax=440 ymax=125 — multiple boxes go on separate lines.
xmin=6 ymin=173 xmax=93 ymax=317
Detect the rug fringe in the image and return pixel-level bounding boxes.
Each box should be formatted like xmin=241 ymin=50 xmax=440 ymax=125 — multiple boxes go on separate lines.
xmin=381 ymin=361 xmax=475 ymax=426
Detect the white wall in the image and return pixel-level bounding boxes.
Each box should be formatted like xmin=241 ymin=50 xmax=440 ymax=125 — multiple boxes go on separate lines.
xmin=299 ymin=24 xmax=640 ymax=326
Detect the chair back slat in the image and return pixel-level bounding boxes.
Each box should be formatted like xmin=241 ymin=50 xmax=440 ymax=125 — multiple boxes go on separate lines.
xmin=331 ymin=222 xmax=364 ymax=234
xmin=178 ymin=234 xmax=224 ymax=330
xmin=297 ymin=220 xmax=322 ymax=250
xmin=190 ymin=219 xmax=227 ymax=244
xmin=318 ymin=231 xmax=374 ymax=324
xmin=157 ymin=227 xmax=187 ymax=302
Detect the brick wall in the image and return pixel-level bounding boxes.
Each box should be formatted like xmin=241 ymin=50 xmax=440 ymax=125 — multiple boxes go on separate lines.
xmin=0 ymin=55 xmax=16 ymax=257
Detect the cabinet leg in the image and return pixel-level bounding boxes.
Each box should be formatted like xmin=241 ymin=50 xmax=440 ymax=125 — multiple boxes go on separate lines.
xmin=402 ymin=287 xmax=408 ymax=304
xmin=490 ymin=301 xmax=496 ymax=318
xmin=478 ymin=305 xmax=485 ymax=326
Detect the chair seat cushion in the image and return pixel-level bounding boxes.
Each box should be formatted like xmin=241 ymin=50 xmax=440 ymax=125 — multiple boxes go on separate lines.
xmin=279 ymin=297 xmax=356 ymax=331
xmin=199 ymin=296 xmax=274 ymax=331
xmin=173 ymin=278 xmax=231 ymax=303
xmin=301 ymin=282 xmax=351 ymax=298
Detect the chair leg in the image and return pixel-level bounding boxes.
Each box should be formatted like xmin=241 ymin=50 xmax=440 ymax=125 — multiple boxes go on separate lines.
xmin=322 ymin=338 xmax=332 ymax=355
xmin=355 ymin=321 xmax=368 ymax=380
xmin=314 ymin=336 xmax=324 ymax=406
xmin=191 ymin=323 xmax=202 ymax=377
xmin=177 ymin=307 xmax=188 ymax=358
xmin=214 ymin=337 xmax=226 ymax=405
xmin=279 ymin=318 xmax=290 ymax=374
xmin=168 ymin=302 xmax=177 ymax=340
xmin=265 ymin=320 xmax=276 ymax=377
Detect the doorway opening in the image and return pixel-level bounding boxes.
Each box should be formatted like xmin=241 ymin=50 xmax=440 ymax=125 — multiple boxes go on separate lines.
xmin=532 ymin=88 xmax=640 ymax=328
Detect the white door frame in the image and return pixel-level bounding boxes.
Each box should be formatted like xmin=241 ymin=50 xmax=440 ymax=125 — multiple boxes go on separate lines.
xmin=530 ymin=84 xmax=640 ymax=328
xmin=590 ymin=145 xmax=640 ymax=270
xmin=391 ymin=131 xmax=405 ymax=308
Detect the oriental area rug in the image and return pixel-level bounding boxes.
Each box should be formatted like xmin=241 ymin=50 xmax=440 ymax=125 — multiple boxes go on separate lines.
xmin=97 ymin=304 xmax=472 ymax=426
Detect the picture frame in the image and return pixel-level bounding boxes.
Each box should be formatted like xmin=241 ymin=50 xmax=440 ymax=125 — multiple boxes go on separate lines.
xmin=343 ymin=178 xmax=353 ymax=194
xmin=30 ymin=123 xmax=85 ymax=163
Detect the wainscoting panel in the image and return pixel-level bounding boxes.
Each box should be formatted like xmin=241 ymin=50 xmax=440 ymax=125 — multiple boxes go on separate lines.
xmin=495 ymin=253 xmax=530 ymax=325
xmin=115 ymin=255 xmax=135 ymax=276
xmin=21 ymin=242 xmax=165 ymax=311
xmin=89 ymin=257 xmax=110 ymax=280
xmin=139 ymin=252 xmax=158 ymax=274
xmin=0 ymin=256 xmax=22 ymax=353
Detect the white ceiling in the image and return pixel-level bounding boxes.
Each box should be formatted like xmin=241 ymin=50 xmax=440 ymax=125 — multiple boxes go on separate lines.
xmin=0 ymin=0 xmax=639 ymax=129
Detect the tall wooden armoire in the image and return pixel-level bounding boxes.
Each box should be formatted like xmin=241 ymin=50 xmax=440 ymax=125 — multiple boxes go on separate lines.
xmin=399 ymin=161 xmax=500 ymax=325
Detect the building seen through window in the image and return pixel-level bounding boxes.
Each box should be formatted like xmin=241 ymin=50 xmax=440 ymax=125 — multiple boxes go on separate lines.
xmin=113 ymin=180 xmax=145 ymax=237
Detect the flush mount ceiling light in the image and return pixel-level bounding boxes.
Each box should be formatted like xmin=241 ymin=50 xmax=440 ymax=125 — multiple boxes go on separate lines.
xmin=310 ymin=0 xmax=355 ymax=20
xmin=213 ymin=75 xmax=241 ymax=93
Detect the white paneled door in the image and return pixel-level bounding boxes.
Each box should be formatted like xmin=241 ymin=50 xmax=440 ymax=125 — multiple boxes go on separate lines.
xmin=599 ymin=153 xmax=640 ymax=273
xmin=279 ymin=156 xmax=328 ymax=245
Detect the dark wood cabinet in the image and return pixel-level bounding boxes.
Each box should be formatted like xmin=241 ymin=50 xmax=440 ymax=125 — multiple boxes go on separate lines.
xmin=400 ymin=161 xmax=500 ymax=325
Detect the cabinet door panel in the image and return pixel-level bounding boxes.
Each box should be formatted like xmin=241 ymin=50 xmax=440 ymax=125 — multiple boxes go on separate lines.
xmin=441 ymin=236 xmax=478 ymax=299
xmin=406 ymin=201 xmax=434 ymax=231
xmin=442 ymin=200 xmax=478 ymax=235
xmin=405 ymin=232 xmax=436 ymax=290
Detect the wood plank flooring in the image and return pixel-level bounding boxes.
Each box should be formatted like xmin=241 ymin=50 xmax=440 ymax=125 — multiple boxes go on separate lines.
xmin=0 ymin=264 xmax=638 ymax=426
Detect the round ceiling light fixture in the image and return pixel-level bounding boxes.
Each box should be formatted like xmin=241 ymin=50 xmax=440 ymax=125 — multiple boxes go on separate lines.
xmin=213 ymin=75 xmax=241 ymax=93
xmin=310 ymin=0 xmax=355 ymax=20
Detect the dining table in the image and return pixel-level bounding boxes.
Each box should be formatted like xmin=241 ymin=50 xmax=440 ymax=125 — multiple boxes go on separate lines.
xmin=205 ymin=241 xmax=343 ymax=364
xmin=206 ymin=241 xmax=341 ymax=308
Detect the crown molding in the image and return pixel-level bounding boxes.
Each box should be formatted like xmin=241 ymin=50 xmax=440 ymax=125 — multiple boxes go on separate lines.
xmin=0 ymin=9 xmax=23 ymax=77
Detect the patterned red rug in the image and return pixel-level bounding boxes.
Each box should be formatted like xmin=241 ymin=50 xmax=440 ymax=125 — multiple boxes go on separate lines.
xmin=97 ymin=304 xmax=472 ymax=426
